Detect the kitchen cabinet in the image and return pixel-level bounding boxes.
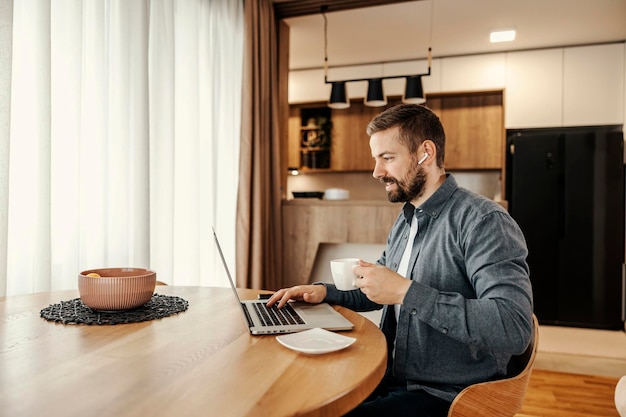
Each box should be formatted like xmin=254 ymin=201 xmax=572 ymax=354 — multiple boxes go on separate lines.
xmin=505 ymin=49 xmax=564 ymax=128
xmin=329 ymin=103 xmax=381 ymax=171
xmin=441 ymin=54 xmax=506 ymax=92
xmin=505 ymin=43 xmax=625 ymax=128
xmin=428 ymin=91 xmax=504 ymax=170
xmin=288 ymin=90 xmax=505 ymax=172
xmin=563 ymin=43 xmax=624 ymax=126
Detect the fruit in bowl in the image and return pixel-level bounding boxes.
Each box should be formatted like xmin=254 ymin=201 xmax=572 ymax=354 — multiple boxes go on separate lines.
xmin=78 ymin=267 xmax=156 ymax=311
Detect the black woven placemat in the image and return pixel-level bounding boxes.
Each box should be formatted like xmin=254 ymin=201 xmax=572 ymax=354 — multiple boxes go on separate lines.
xmin=40 ymin=293 xmax=189 ymax=325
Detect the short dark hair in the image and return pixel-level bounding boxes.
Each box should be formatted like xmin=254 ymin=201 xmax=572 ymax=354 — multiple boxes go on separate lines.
xmin=366 ymin=104 xmax=445 ymax=167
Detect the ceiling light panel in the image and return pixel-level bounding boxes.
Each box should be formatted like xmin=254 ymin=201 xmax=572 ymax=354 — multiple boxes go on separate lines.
xmin=490 ymin=29 xmax=516 ymax=43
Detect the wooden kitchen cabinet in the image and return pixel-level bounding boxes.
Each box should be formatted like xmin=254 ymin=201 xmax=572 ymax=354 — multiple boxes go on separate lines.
xmin=288 ymin=90 xmax=504 ymax=172
xmin=428 ymin=91 xmax=504 ymax=170
xmin=330 ymin=104 xmax=382 ymax=171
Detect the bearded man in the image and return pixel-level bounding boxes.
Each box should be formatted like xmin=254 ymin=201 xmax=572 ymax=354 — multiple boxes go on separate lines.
xmin=268 ymin=104 xmax=533 ymax=417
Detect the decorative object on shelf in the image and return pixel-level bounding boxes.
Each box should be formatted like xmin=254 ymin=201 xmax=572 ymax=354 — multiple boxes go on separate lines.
xmin=324 ymin=188 xmax=349 ymax=200
xmin=321 ymin=1 xmax=434 ymax=109
xmin=292 ymin=191 xmax=325 ymax=199
xmin=300 ymin=107 xmax=331 ymax=169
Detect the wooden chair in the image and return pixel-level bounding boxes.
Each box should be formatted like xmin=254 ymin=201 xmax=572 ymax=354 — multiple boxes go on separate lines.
xmin=615 ymin=375 xmax=626 ymax=417
xmin=447 ymin=314 xmax=539 ymax=417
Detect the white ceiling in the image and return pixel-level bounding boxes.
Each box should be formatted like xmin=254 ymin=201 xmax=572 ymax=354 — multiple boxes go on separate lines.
xmin=284 ymin=0 xmax=626 ymax=70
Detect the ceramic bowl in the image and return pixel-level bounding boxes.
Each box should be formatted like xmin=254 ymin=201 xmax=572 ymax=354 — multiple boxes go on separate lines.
xmin=78 ymin=267 xmax=156 ymax=311
xmin=324 ymin=188 xmax=350 ymax=200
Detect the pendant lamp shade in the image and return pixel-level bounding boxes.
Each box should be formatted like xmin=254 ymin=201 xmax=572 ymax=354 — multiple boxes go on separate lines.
xmin=328 ymin=82 xmax=350 ymax=109
xmin=403 ymin=75 xmax=426 ymax=104
xmin=365 ymin=78 xmax=387 ymax=107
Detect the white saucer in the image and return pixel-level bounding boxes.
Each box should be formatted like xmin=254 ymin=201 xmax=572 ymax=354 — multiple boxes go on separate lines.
xmin=276 ymin=328 xmax=356 ymax=354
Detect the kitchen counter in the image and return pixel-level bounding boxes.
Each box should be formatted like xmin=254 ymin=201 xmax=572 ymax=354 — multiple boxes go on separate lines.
xmin=283 ymin=197 xmax=507 ymax=210
xmin=281 ymin=201 xmax=400 ymax=288
xmin=283 ymin=198 xmax=397 ymax=206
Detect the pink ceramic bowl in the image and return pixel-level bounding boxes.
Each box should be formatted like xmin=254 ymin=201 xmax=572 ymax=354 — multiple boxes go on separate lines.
xmin=78 ymin=268 xmax=156 ymax=311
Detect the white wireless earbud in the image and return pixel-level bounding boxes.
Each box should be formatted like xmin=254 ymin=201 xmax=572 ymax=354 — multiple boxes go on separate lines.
xmin=417 ymin=152 xmax=429 ymax=165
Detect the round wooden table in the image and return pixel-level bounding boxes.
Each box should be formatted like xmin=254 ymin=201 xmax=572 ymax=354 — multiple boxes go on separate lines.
xmin=0 ymin=286 xmax=387 ymax=417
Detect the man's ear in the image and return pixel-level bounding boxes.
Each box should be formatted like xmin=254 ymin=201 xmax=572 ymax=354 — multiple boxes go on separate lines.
xmin=421 ymin=140 xmax=436 ymax=160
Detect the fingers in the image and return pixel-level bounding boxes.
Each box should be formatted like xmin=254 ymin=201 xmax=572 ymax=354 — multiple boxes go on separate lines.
xmin=266 ymin=285 xmax=325 ymax=309
xmin=352 ymin=259 xmax=374 ymax=278
xmin=266 ymin=288 xmax=294 ymax=309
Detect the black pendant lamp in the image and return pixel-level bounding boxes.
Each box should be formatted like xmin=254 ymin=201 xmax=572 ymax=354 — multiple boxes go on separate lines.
xmin=403 ymin=75 xmax=425 ymax=104
xmin=365 ymin=78 xmax=387 ymax=107
xmin=328 ymin=81 xmax=349 ymax=109
xmin=321 ymin=2 xmax=433 ymax=109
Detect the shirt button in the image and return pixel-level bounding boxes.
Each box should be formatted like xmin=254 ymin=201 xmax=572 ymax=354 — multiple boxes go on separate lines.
xmin=392 ymin=263 xmax=398 ymax=268
xmin=442 ymin=328 xmax=449 ymax=334
xmin=404 ymin=233 xmax=408 ymax=239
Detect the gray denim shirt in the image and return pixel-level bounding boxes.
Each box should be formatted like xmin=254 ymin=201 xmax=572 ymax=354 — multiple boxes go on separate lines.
xmin=323 ymin=174 xmax=533 ymax=402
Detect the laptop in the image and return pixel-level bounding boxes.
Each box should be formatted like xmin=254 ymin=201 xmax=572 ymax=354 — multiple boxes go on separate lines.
xmin=212 ymin=228 xmax=354 ymax=335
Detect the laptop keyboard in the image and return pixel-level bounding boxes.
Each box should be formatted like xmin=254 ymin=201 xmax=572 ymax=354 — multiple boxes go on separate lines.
xmin=253 ymin=302 xmax=305 ymax=327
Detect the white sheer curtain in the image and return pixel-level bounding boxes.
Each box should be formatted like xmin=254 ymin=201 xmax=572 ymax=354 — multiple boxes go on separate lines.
xmin=0 ymin=0 xmax=242 ymax=296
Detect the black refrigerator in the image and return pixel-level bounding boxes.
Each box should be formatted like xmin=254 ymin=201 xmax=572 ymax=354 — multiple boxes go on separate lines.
xmin=506 ymin=127 xmax=625 ymax=330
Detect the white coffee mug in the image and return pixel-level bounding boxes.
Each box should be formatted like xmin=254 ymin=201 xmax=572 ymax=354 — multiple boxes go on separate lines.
xmin=330 ymin=258 xmax=360 ymax=291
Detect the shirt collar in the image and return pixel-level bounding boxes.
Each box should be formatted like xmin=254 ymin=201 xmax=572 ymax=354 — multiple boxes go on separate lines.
xmin=402 ymin=202 xmax=416 ymax=224
xmin=403 ymin=173 xmax=458 ymax=220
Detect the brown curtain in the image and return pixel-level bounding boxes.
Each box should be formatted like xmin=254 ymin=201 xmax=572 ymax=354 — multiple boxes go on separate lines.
xmin=236 ymin=0 xmax=283 ymax=290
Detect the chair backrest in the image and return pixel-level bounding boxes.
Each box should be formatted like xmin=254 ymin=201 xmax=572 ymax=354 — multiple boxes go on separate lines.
xmin=447 ymin=314 xmax=539 ymax=417
xmin=615 ymin=375 xmax=626 ymax=417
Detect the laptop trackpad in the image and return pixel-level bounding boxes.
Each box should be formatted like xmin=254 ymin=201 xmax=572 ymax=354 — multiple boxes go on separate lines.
xmin=297 ymin=303 xmax=338 ymax=317
xmin=293 ymin=303 xmax=353 ymax=330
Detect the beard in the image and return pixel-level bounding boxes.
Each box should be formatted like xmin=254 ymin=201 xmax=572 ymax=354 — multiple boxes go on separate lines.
xmin=381 ymin=160 xmax=427 ymax=203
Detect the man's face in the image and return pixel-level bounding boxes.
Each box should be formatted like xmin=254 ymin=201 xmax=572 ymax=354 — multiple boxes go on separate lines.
xmin=370 ymin=127 xmax=426 ymax=203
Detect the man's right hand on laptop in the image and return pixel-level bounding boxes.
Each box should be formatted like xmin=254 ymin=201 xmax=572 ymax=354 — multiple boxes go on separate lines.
xmin=266 ymin=284 xmax=327 ymax=309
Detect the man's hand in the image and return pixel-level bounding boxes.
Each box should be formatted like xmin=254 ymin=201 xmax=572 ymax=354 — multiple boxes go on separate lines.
xmin=266 ymin=284 xmax=327 ymax=309
xmin=353 ymin=259 xmax=411 ymax=305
